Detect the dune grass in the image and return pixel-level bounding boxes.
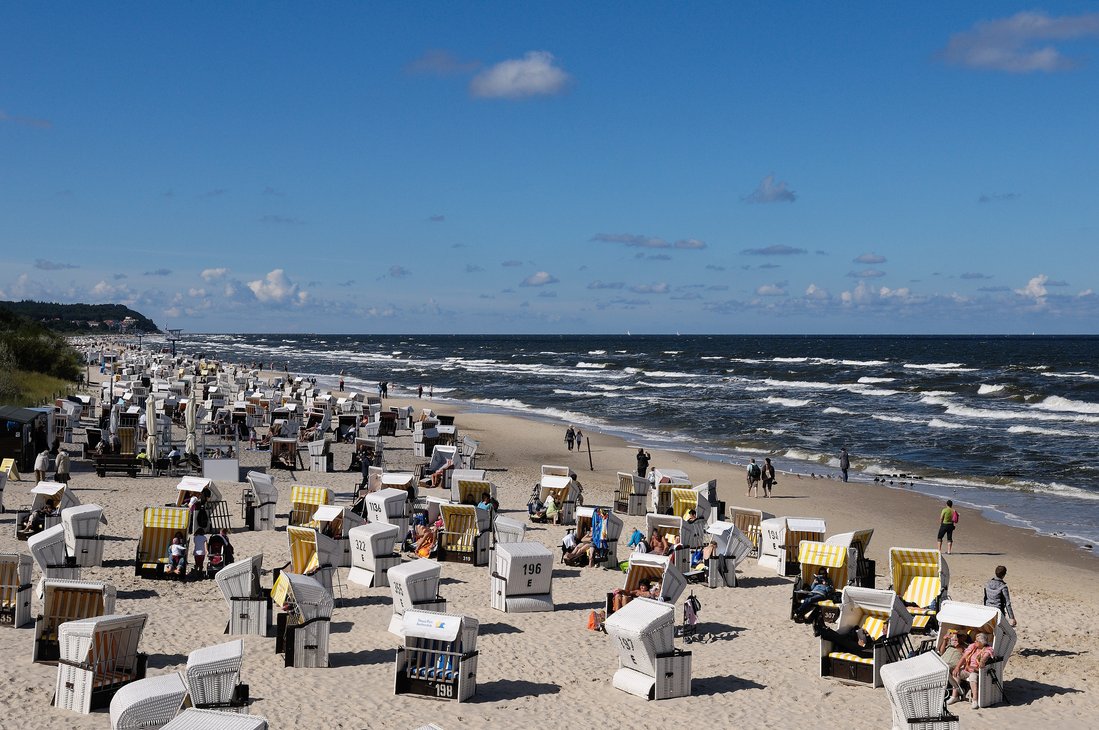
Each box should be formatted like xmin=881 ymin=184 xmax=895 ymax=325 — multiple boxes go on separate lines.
xmin=9 ymin=369 xmax=78 ymax=407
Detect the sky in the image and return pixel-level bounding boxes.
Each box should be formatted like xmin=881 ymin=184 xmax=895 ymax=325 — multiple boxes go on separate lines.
xmin=2 ymin=2 xmax=1098 ymax=334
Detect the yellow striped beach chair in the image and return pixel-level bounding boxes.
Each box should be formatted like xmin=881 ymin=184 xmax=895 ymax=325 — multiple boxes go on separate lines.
xmin=288 ymin=485 xmax=332 ymax=526
xmin=790 ymin=541 xmax=849 ymax=622
xmin=820 ymin=586 xmax=913 ymax=688
xmin=438 ymin=504 xmax=490 ymax=566
xmin=888 ymin=548 xmax=949 ymax=634
xmin=135 ymin=507 xmax=190 ymax=579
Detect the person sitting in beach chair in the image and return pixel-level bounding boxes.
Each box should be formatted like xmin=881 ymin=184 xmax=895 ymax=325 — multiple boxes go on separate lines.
xmin=22 ymin=498 xmax=58 ymax=536
xmin=167 ymin=535 xmax=187 ymax=575
xmin=794 ymin=567 xmax=836 ymax=622
xmin=427 ymin=458 xmax=455 ymax=489
xmin=562 ymin=528 xmax=593 ymax=566
xmin=411 ymin=523 xmax=437 ymax=559
xmin=648 ymin=528 xmax=673 ymax=557
xmin=611 ymin=578 xmax=658 ymax=612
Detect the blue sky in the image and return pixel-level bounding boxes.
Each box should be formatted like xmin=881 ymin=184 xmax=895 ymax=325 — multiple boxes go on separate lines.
xmin=2 ymin=2 xmax=1098 ymax=334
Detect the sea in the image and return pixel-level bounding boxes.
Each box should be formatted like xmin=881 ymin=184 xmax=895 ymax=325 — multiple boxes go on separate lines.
xmin=176 ymin=333 xmax=1099 ymax=553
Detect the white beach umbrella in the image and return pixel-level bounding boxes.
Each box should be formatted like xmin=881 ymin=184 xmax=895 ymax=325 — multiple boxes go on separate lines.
xmin=109 ymin=402 xmax=119 ymax=437
xmin=145 ymin=394 xmax=158 ymax=463
xmin=185 ymin=395 xmax=197 ymax=456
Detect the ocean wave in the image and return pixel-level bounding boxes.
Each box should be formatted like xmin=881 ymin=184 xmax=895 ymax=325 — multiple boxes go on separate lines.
xmin=591 ymin=383 xmax=635 ymax=391
xmin=700 ymin=356 xmax=724 ymax=360
xmin=928 ymin=418 xmax=969 ymax=429
xmin=587 ymin=350 xmax=607 ymax=355
xmin=783 ymin=448 xmax=828 ymax=463
xmin=822 ymin=407 xmax=856 ymax=415
xmin=764 ymin=396 xmax=810 ymax=407
xmin=773 ymin=357 xmax=808 ymax=363
xmin=1007 ymin=425 xmax=1077 ymax=437
xmin=840 ymin=359 xmax=889 ymax=367
xmin=904 ymin=362 xmax=964 ymax=370
xmin=978 ymin=384 xmax=1006 ymax=395
xmin=1040 ymin=371 xmax=1099 ymax=381
xmin=1031 ymin=395 xmax=1099 ymax=415
xmin=858 ymin=376 xmax=896 ymax=384
xmin=643 ymin=371 xmax=705 ymax=378
xmin=762 ymin=378 xmax=900 ymax=397
xmin=465 ymin=397 xmax=600 ymax=427
xmin=940 ymin=402 xmax=1099 ymax=425
xmin=873 ymin=415 xmax=922 ymax=424
xmin=637 ymin=380 xmax=708 ymax=389
xmin=662 ymin=351 xmax=681 ymax=355
xmin=575 ymin=362 xmax=608 ymax=369
xmin=730 ymin=358 xmax=766 ymax=364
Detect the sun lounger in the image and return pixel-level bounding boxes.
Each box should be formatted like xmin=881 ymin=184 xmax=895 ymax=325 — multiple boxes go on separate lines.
xmin=490 ymin=541 xmax=553 ymax=613
xmin=758 ymin=516 xmax=827 ymax=576
xmin=700 ymin=521 xmax=753 ymax=588
xmin=437 ymin=504 xmax=491 ymax=566
xmin=388 ymin=559 xmax=446 ymax=636
xmin=820 ymin=587 xmax=913 ymax=688
xmin=0 ymin=552 xmax=33 ymax=628
xmin=729 ymin=506 xmax=774 ymax=559
xmin=348 ymin=523 xmax=401 ymax=588
xmin=394 ymin=610 xmax=479 ymax=702
xmin=614 ymin=471 xmax=648 ymax=516
xmin=215 ymin=555 xmax=271 ymax=636
xmin=650 ymin=467 xmax=690 ymax=514
xmin=880 ymin=652 xmax=958 ymax=729
xmin=575 ymin=506 xmax=624 ymax=568
xmin=888 ymin=548 xmax=950 ymax=634
xmin=185 ymin=639 xmax=248 ymax=712
xmin=161 ymin=708 xmax=268 ymax=729
xmin=108 ymin=671 xmax=187 ymax=730
xmin=933 ymin=600 xmax=1017 ymax=707
xmin=364 ymin=487 xmax=412 ymax=539
xmin=607 ymin=553 xmax=687 ymax=616
xmin=242 ymin=472 xmax=277 ymax=531
xmin=604 ymin=597 xmax=692 ymax=700
xmin=645 ymin=513 xmax=694 ymax=573
xmin=135 ymin=507 xmax=190 ymax=580
xmin=61 ymin=504 xmax=108 ymax=567
xmin=309 ymin=505 xmax=365 ymax=567
xmin=271 ymin=571 xmax=332 ymax=668
xmin=54 ymin=613 xmax=148 ymax=713
xmin=826 ymin=528 xmax=876 ymax=588
xmin=33 ymin=578 xmax=116 ymax=663
xmin=790 ymin=541 xmax=850 ymax=622
xmin=287 ymin=484 xmax=333 ymax=527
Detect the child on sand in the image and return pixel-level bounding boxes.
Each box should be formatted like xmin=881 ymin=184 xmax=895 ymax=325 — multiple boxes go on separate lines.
xmin=167 ymin=536 xmax=187 ymax=575
xmin=192 ymin=528 xmax=207 ymax=572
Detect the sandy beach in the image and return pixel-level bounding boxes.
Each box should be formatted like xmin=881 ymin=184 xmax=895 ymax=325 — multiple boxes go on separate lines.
xmin=1 ymin=374 xmax=1096 ymax=729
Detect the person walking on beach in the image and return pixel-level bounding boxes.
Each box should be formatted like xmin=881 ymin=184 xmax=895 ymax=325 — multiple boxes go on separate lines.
xmin=761 ymin=457 xmax=776 ymax=497
xmin=839 ymin=447 xmax=850 ymax=482
xmin=565 ymin=426 xmax=575 ymax=451
xmin=358 ymin=448 xmax=373 ymax=491
xmin=746 ymin=458 xmax=761 ymax=497
xmin=338 ymin=371 xmax=345 ymax=392
xmin=575 ymin=429 xmax=583 ymax=451
xmin=418 ymin=384 xmax=423 ymax=399
xmin=636 ymin=448 xmax=651 ymax=478
xmin=54 ymin=449 xmax=71 ymax=484
xmin=938 ymin=499 xmax=958 ymax=554
xmin=983 ymin=565 xmax=1018 ymax=627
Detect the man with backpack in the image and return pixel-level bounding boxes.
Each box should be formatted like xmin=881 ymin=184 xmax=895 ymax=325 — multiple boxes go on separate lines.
xmin=746 ymin=458 xmax=762 ymax=497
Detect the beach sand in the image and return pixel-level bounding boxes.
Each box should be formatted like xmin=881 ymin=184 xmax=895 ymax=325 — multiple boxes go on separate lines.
xmin=1 ymin=382 xmax=1095 ymax=729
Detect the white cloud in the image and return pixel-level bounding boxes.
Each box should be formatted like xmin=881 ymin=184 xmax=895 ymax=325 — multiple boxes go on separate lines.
xmin=1015 ymin=274 xmax=1048 ymax=300
xmin=942 ymin=11 xmax=1099 ymax=73
xmin=520 ymin=271 xmax=559 ymax=287
xmin=201 ymin=268 xmax=228 ymax=281
xmin=674 ymin=239 xmax=707 ymax=250
xmin=247 ymin=269 xmax=309 ymax=306
xmin=1079 ymin=289 xmax=1094 ymax=298
xmin=853 ymin=253 xmax=887 ymax=264
xmin=804 ymin=284 xmax=830 ymax=300
xmin=756 ymin=283 xmax=787 ymax=297
xmin=470 ymin=51 xmax=570 ymax=99
xmin=743 ymin=174 xmax=796 ymax=204
xmin=849 ymin=269 xmax=886 ymax=279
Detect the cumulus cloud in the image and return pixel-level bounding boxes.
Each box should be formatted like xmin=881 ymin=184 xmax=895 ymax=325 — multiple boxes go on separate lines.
xmin=979 ymin=192 xmax=1020 ymax=203
xmin=630 ymin=282 xmax=669 ymax=294
xmin=588 ymin=281 xmax=625 ymax=290
xmin=941 ymin=11 xmax=1099 ymax=73
xmin=520 ymin=271 xmax=559 ymax=287
xmin=406 ymin=49 xmax=481 ymax=76
xmin=1015 ymin=274 xmax=1048 ymax=300
xmin=805 ymin=284 xmax=830 ymax=300
xmin=743 ymin=174 xmax=796 ymax=203
xmin=741 ymin=244 xmax=807 ymax=256
xmin=756 ymin=283 xmax=787 ymax=296
xmin=389 ymin=265 xmax=412 ymax=278
xmin=470 ymin=51 xmax=570 ymax=99
xmin=840 ymin=280 xmax=914 ymax=306
xmin=34 ymin=259 xmax=78 ymax=271
xmin=854 ymin=253 xmax=887 ymax=264
xmin=848 ymin=269 xmax=886 ymax=279
xmin=201 ymin=268 xmax=228 ymax=281
xmin=144 ymin=268 xmax=172 ymax=277
xmin=247 ymin=269 xmax=309 ymax=306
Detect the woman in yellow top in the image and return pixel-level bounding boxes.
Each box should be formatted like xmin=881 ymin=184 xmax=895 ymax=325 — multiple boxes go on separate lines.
xmin=937 ymin=499 xmax=957 ymax=555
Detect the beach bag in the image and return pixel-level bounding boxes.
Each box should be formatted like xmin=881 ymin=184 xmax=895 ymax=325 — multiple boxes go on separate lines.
xmin=587 ymin=610 xmax=605 ymax=631
xmin=749 ymin=464 xmax=761 ymax=480
xmin=952 ymin=510 xmax=959 ymax=524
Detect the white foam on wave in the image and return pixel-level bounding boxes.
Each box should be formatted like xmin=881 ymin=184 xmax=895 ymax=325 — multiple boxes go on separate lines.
xmin=941 ymin=402 xmax=1099 ymax=425
xmin=662 ymin=351 xmax=681 ymax=355
xmin=745 ymin=386 xmax=772 ymax=392
xmin=700 ymin=356 xmax=724 ymax=360
xmin=840 ymin=359 xmax=889 ymax=367
xmin=873 ymin=414 xmax=923 ymax=424
xmin=1041 ymin=371 xmax=1099 ymax=381
xmin=929 ymin=418 xmax=969 ymax=429
xmin=764 ymin=396 xmax=810 ymax=407
xmin=823 ymin=406 xmax=856 ymax=415
xmin=587 ymin=350 xmax=607 ymax=355
xmin=762 ymin=377 xmax=900 ymax=397
xmin=773 ymin=357 xmax=808 ymax=363
xmin=978 ymin=384 xmax=1006 ymax=395
xmin=575 ymin=362 xmax=608 ymax=369
xmin=730 ymin=358 xmax=766 ymax=364
xmin=1031 ymin=395 xmax=1099 ymax=415
xmin=904 ymin=362 xmax=964 ymax=370
xmin=637 ymin=380 xmax=708 ymax=389
xmin=783 ymin=448 xmax=827 ymax=463
xmin=591 ymin=383 xmax=635 ymax=391
xmin=1007 ymin=425 xmax=1077 ymax=437
xmin=858 ymin=376 xmax=896 ymax=384
xmin=466 ymin=397 xmax=600 ymax=428
xmin=643 ymin=371 xmax=704 ymax=378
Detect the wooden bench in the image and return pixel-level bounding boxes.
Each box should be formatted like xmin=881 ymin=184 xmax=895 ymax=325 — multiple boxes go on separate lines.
xmin=94 ymin=456 xmax=139 ymax=478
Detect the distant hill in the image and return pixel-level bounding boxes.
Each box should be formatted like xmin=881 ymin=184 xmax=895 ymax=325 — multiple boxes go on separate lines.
xmin=0 ymin=300 xmax=159 ymax=333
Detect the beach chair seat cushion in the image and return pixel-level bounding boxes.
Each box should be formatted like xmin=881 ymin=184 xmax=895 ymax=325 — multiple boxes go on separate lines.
xmin=827 ymin=651 xmax=873 ymax=665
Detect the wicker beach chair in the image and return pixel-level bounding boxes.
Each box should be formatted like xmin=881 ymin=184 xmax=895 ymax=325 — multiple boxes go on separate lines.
xmin=29 ymin=524 xmax=81 ymax=592
xmin=604 ymin=597 xmax=692 ymax=700
xmin=490 ymin=541 xmax=553 ymax=613
xmin=437 ymin=504 xmax=490 ymax=566
xmin=364 ymin=486 xmax=412 ymax=539
xmin=160 ymin=708 xmax=268 ymax=729
xmin=0 ymin=552 xmax=33 ymax=628
xmin=606 ymin=553 xmax=687 ymax=617
xmin=215 ymin=555 xmax=271 ymax=636
xmin=644 ymin=513 xmax=694 ymax=573
xmin=758 ymin=516 xmax=827 ymax=576
xmin=282 ymin=526 xmax=339 ymax=596
xmin=880 ymin=652 xmax=958 ymax=730
xmin=820 ymin=586 xmax=913 ymax=688
xmin=825 ymin=528 xmax=876 ymax=588
xmin=790 ymin=541 xmax=850 ymax=622
xmin=309 ymin=505 xmax=365 ymax=567
xmin=16 ymin=480 xmax=80 ymax=541
xmin=650 ymin=468 xmax=691 ymax=514
xmin=348 ymin=522 xmax=401 ymax=588
xmin=701 ymin=520 xmax=753 ymax=588
xmin=388 ymin=559 xmax=446 ymax=636
xmin=135 ymin=507 xmax=190 ymax=580
xmin=671 ymin=483 xmax=715 ymax=529
xmin=242 ymin=471 xmax=278 ymax=532
xmin=451 ymin=477 xmax=494 ymax=507
xmin=287 ymin=484 xmax=332 ymax=527
xmin=394 ymin=610 xmax=479 ymax=702
xmin=539 ymin=465 xmax=580 ymax=525
xmin=614 ymin=471 xmax=648 ymax=516
xmin=574 ymin=505 xmax=624 ymax=568
xmin=271 ymin=571 xmax=332 ymax=668
xmin=33 ymin=578 xmax=116 ymax=663
xmin=176 ymin=477 xmax=231 ymax=532
xmin=934 ymin=600 xmax=1017 ymax=707
xmin=61 ymin=504 xmax=108 ymax=567
xmin=888 ymin=548 xmax=950 ymax=634
xmin=728 ymin=506 xmax=774 ymax=559
xmin=185 ymin=639 xmax=248 ymax=712
xmin=109 ymin=671 xmax=187 ymax=730
xmin=54 ymin=613 xmax=148 ymax=713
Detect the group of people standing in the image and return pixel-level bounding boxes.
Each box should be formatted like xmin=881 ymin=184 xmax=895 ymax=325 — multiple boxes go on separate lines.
xmin=745 ymin=457 xmax=776 ymax=497
xmin=564 ymin=425 xmax=584 ymax=451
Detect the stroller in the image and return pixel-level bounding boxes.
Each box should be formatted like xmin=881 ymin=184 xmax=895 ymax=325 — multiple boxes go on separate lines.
xmin=680 ymin=591 xmax=703 ymax=643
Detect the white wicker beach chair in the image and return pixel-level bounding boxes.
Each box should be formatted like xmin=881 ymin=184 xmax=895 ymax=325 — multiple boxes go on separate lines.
xmin=604 ymin=597 xmax=692 ymax=700
xmin=820 ymin=586 xmax=913 ymax=688
xmin=310 ymin=504 xmax=365 ymax=567
xmin=243 ymin=471 xmax=277 ymax=532
xmin=880 ymin=652 xmax=958 ymax=730
xmin=539 ymin=465 xmax=579 ymax=525
xmin=614 ymin=471 xmax=649 ymax=516
xmin=394 ymin=610 xmax=479 ymax=702
xmin=437 ymin=504 xmax=490 ymax=566
xmin=644 ymin=513 xmax=694 ymax=573
xmin=451 ymin=475 xmax=493 ymax=506
xmin=33 ymin=578 xmax=116 ymax=663
xmin=347 ymin=522 xmax=401 ymax=589
xmin=0 ymin=552 xmax=33 ymax=628
xmin=492 ymin=515 xmax=526 ymax=546
xmin=607 ymin=553 xmax=687 ymax=616
xmin=935 ymin=600 xmax=1017 ymax=708
xmin=575 ymin=506 xmax=623 ymax=568
xmin=29 ymin=524 xmax=80 ymax=594
xmin=702 ymin=521 xmax=753 ymax=588
xmin=388 ymin=559 xmax=446 ymax=636
xmin=728 ymin=505 xmax=774 ymax=559
xmin=109 ymin=671 xmax=187 ymax=730
xmin=17 ymin=481 xmax=80 ymax=540
xmin=889 ymin=548 xmax=950 ymax=634
xmin=490 ymin=541 xmax=553 ymax=613
xmin=650 ymin=467 xmax=690 ymax=514
xmin=365 ymin=486 xmax=412 ymax=538
xmin=61 ymin=504 xmax=108 ymax=567
xmin=175 ymin=476 xmax=231 ymax=532
xmin=271 ymin=571 xmax=332 ymax=668
xmin=215 ymin=555 xmax=270 ymax=636
xmin=55 ymin=613 xmax=148 ymax=714
xmin=185 ymin=639 xmax=248 ymax=712
xmin=160 ymin=708 xmax=268 ymax=729
xmin=758 ymin=516 xmax=827 ymax=576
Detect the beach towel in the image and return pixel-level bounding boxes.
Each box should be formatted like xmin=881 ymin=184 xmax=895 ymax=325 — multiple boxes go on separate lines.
xmin=627 ymin=528 xmax=644 ymax=548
